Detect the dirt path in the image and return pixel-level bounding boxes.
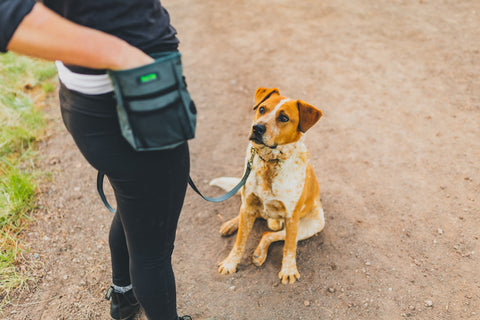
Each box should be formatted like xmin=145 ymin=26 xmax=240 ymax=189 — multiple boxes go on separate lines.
xmin=4 ymin=0 xmax=480 ymax=319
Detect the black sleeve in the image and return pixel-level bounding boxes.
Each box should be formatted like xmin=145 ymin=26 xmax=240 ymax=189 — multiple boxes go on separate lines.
xmin=0 ymin=0 xmax=37 ymax=52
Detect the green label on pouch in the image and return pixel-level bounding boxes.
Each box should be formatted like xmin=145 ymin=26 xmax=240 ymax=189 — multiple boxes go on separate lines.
xmin=140 ymin=73 xmax=158 ymax=83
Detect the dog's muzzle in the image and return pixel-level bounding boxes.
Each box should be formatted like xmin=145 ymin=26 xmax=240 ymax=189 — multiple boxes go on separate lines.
xmin=250 ymin=123 xmax=266 ymax=143
xmin=249 ymin=124 xmax=277 ymax=148
xmin=252 ymin=123 xmax=266 ymax=135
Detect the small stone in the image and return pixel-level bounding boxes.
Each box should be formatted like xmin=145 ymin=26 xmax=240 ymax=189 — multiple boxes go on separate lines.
xmin=425 ymin=300 xmax=433 ymax=307
xmin=327 ymin=287 xmax=336 ymax=293
xmin=438 ymin=228 xmax=443 ymax=234
xmin=304 ymin=300 xmax=310 ymax=306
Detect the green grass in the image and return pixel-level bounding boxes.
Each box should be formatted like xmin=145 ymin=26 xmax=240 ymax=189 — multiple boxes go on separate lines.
xmin=0 ymin=52 xmax=57 ymax=305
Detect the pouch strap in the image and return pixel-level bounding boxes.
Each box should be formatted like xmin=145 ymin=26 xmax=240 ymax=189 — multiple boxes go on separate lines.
xmin=96 ymin=149 xmax=255 ymax=212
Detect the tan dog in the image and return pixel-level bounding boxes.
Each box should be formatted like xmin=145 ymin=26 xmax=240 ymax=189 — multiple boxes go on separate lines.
xmin=210 ymin=87 xmax=325 ymax=284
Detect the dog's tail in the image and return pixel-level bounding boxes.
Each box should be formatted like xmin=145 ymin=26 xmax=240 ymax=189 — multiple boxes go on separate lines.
xmin=209 ymin=177 xmax=242 ymax=194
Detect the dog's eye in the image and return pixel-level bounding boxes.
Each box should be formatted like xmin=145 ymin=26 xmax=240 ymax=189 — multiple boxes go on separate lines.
xmin=278 ymin=114 xmax=289 ymax=122
xmin=258 ymin=106 xmax=266 ymax=114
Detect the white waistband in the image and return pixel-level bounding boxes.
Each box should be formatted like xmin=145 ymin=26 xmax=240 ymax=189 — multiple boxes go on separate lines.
xmin=55 ymin=61 xmax=114 ymax=95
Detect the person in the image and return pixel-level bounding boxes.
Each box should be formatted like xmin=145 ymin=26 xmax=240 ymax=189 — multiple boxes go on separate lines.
xmin=1 ymin=1 xmax=194 ymax=319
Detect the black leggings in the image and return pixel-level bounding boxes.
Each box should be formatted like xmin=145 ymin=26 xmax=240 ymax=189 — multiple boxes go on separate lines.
xmin=59 ymin=84 xmax=189 ymax=320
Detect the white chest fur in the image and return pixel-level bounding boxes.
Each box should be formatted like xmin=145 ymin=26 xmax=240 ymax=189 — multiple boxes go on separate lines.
xmin=244 ymin=141 xmax=308 ymax=219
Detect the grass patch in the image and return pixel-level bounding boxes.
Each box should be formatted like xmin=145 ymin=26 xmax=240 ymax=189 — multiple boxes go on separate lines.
xmin=0 ymin=52 xmax=57 ymax=306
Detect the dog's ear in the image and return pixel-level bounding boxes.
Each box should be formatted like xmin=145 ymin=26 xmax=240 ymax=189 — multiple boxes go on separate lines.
xmin=253 ymin=87 xmax=280 ymax=110
xmin=297 ymin=100 xmax=322 ymax=133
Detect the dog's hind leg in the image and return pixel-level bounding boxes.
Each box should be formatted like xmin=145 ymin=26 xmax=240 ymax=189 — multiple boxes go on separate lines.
xmin=220 ymin=216 xmax=239 ymax=236
xmin=297 ymin=205 xmax=325 ymax=240
xmin=252 ymin=229 xmax=286 ymax=267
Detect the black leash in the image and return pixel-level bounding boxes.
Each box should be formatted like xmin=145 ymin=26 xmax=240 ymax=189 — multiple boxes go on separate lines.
xmin=97 ymin=148 xmax=255 ymax=213
xmin=187 ymin=163 xmax=250 ymax=203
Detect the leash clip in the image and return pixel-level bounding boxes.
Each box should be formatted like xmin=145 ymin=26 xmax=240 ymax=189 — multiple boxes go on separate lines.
xmin=248 ymin=146 xmax=256 ymax=168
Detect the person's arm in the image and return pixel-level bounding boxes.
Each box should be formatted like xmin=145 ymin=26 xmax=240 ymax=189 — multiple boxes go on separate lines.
xmin=7 ymin=3 xmax=154 ymax=70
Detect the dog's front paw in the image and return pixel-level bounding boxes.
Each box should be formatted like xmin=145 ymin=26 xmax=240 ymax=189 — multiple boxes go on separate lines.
xmin=278 ymin=265 xmax=300 ymax=284
xmin=218 ymin=258 xmax=238 ymax=275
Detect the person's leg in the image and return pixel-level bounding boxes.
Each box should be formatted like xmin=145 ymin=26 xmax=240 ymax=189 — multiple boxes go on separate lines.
xmin=107 ymin=142 xmax=189 ymax=320
xmin=59 ymin=85 xmax=188 ymax=320
xmin=109 ymin=211 xmax=131 ymax=287
xmin=107 ymin=211 xmax=141 ymax=320
xmin=59 ymin=86 xmax=134 ymax=290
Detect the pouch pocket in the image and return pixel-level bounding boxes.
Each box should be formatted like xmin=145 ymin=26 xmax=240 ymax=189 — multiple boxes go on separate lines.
xmin=126 ymin=90 xmax=187 ymax=149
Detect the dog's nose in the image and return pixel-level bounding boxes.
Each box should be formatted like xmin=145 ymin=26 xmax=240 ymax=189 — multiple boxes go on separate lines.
xmin=252 ymin=124 xmax=266 ymax=136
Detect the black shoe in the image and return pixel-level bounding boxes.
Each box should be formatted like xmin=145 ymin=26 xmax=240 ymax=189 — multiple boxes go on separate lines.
xmin=105 ymin=286 xmax=140 ymax=320
xmin=179 ymin=317 xmax=192 ymax=320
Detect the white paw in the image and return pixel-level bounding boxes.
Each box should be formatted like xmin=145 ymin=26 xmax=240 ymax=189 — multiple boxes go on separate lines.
xmin=278 ymin=265 xmax=300 ymax=284
xmin=218 ymin=258 xmax=238 ymax=275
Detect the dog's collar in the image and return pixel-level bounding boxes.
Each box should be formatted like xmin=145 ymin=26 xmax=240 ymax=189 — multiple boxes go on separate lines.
xmin=250 ymin=136 xmax=305 ymax=163
xmin=251 ymin=146 xmax=282 ymax=163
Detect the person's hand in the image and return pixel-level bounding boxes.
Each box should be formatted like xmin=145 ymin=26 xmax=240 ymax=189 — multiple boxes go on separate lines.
xmin=121 ymin=54 xmax=155 ymax=70
xmin=112 ymin=45 xmax=155 ymax=70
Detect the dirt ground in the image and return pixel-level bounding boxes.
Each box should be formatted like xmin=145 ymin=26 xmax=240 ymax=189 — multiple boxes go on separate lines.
xmin=3 ymin=0 xmax=480 ymax=319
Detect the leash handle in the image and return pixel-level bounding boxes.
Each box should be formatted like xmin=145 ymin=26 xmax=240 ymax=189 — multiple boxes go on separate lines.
xmin=97 ymin=148 xmax=255 ymax=211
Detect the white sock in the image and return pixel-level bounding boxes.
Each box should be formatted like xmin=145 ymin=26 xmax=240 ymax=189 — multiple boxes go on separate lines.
xmin=113 ymin=284 xmax=132 ymax=293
